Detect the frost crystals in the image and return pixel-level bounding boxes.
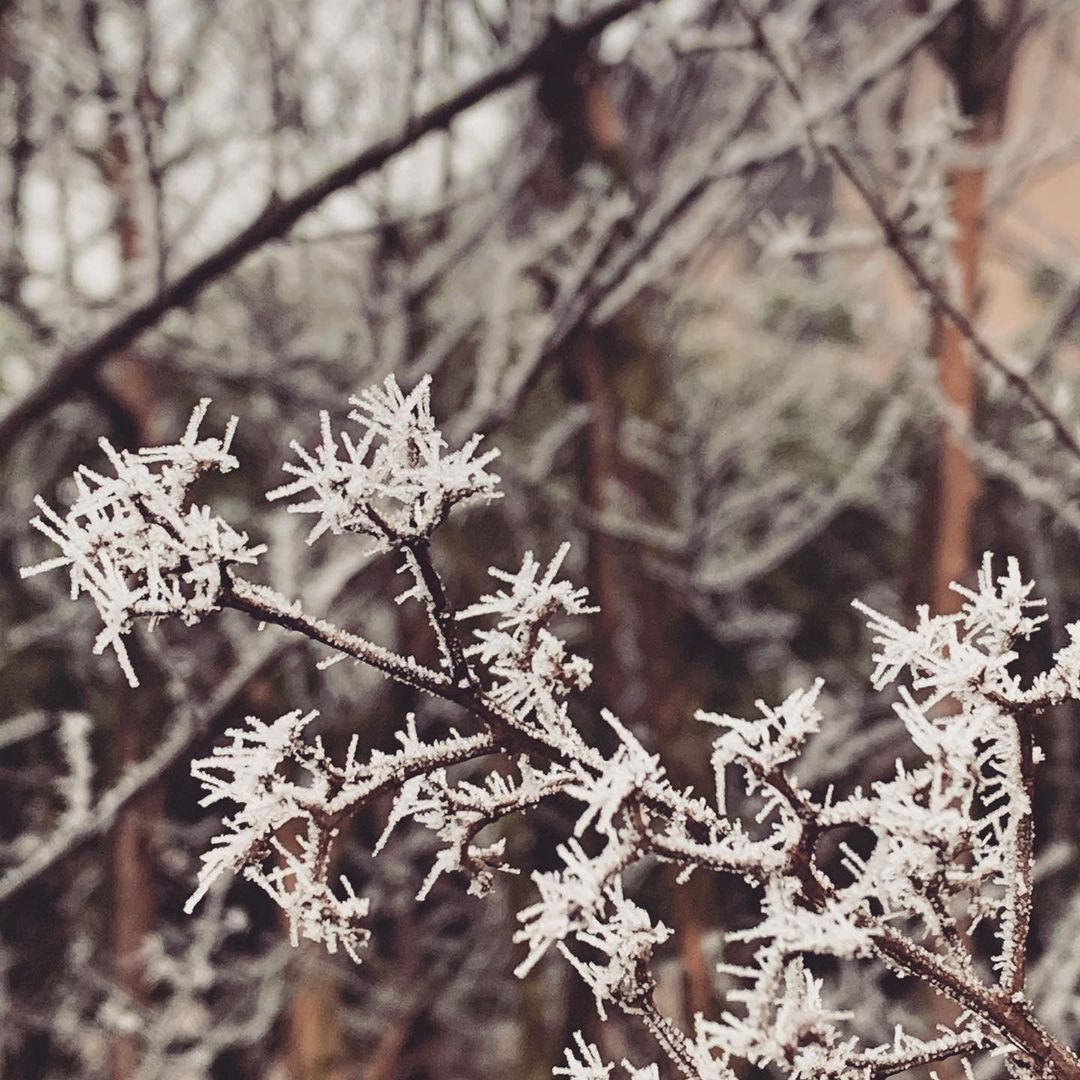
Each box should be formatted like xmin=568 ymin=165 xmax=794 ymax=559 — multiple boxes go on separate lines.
xmin=21 ymin=401 xmax=263 ymax=686
xmin=267 ymin=374 xmax=501 ymax=550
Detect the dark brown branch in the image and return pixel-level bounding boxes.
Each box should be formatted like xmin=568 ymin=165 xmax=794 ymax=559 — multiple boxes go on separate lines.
xmin=1029 ymin=273 xmax=1080 ymax=381
xmin=629 ymin=994 xmax=701 ymax=1079
xmin=827 ymin=153 xmax=1080 ymax=464
xmin=219 ymin=575 xmax=582 ymax=771
xmin=320 ymin=731 xmax=501 ymax=832
xmin=850 ymin=1036 xmax=983 ymax=1079
xmin=220 ymin=570 xmax=736 ymax=859
xmin=404 ymin=539 xmax=473 ymax=687
xmin=869 ymin=923 xmax=1080 ymax=1078
xmin=0 ymin=0 xmax=654 ymax=457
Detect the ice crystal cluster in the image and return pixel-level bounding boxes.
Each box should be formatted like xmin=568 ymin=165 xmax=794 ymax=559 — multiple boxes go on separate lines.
xmin=20 ymin=401 xmax=263 ymax=686
xmin=267 ymin=374 xmax=501 ymax=549
xmin=23 ymin=376 xmax=1080 ymax=1079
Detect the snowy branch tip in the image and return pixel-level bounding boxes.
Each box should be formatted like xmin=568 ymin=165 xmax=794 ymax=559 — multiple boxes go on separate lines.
xmin=267 ymin=374 xmax=502 ymax=550
xmin=20 ymin=400 xmax=263 ymax=687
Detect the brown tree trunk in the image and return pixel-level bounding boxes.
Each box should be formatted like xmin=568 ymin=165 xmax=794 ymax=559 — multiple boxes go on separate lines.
xmin=96 ymin=75 xmax=163 ymax=1080
xmin=572 ymin=332 xmax=633 ymax=715
xmin=110 ymin=701 xmax=160 ymax=1080
xmin=286 ymin=975 xmax=347 ymax=1080
xmin=919 ymin=10 xmax=1019 ymax=1072
xmin=559 ymin=56 xmax=716 ymax=1033
xmin=925 ymin=0 xmax=1018 ymax=613
xmin=929 ymin=159 xmax=984 ymax=614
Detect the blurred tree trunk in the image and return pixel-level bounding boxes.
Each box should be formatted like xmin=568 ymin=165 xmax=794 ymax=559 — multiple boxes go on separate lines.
xmin=87 ymin=12 xmax=163 ymax=1073
xmin=545 ymin=49 xmax=717 ymax=1043
xmin=276 ymin=818 xmax=348 ymax=1080
xmin=286 ymin=966 xmax=347 ymax=1080
xmin=924 ymin=0 xmax=1021 ymax=614
xmin=109 ymin=700 xmax=160 ymax=1080
xmin=929 ymin=162 xmax=983 ymax=615
xmin=572 ymin=332 xmax=632 ymax=714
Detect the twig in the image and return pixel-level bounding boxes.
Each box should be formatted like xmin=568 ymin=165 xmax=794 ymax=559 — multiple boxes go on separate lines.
xmin=1007 ymin=709 xmax=1038 ymax=995
xmin=222 ymin=576 xmax=454 ymax=697
xmin=1029 ymin=272 xmax=1080 ymax=380
xmin=849 ymin=1035 xmax=983 ymax=1078
xmin=403 ymin=539 xmax=474 ymax=687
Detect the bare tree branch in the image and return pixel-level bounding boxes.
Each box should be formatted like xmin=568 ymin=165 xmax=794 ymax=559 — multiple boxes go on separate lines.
xmin=0 ymin=0 xmax=654 ymax=457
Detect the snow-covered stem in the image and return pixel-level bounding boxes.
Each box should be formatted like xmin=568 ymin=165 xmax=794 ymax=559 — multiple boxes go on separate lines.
xmin=401 ymin=538 xmax=474 ymax=686
xmin=220 ymin=575 xmax=455 ymax=699
xmin=847 ymin=1033 xmax=985 ymax=1079
xmin=1005 ymin=702 xmax=1038 ymax=996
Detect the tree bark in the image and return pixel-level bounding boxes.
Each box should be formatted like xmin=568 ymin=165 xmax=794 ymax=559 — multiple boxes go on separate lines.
xmin=926 ymin=0 xmax=1019 ymax=613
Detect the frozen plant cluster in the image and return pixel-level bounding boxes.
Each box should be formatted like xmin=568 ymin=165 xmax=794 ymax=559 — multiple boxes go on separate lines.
xmin=22 ymin=376 xmax=1080 ymax=1079
xmin=20 ymin=401 xmax=263 ymax=687
xmin=267 ymin=375 xmax=501 ymax=549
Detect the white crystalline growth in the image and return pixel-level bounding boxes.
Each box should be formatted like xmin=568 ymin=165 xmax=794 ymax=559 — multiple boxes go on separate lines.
xmin=185 ymin=709 xmax=317 ymax=914
xmin=514 ymin=835 xmax=631 ymax=978
xmin=852 ymin=554 xmax=1047 ymax=702
xmin=186 ymin=709 xmax=371 ymax=962
xmin=699 ymin=681 xmax=823 ymax=810
xmin=458 ymin=544 xmax=597 ymax=733
xmin=554 ymin=1034 xmax=660 ymax=1080
xmin=21 ymin=401 xmax=264 ymax=687
xmin=376 ymin=756 xmax=571 ymax=900
xmin=565 ymin=711 xmax=663 ymax=839
xmin=247 ymin=841 xmax=371 ymax=964
xmin=267 ymin=374 xmax=502 ymax=549
xmin=555 ymin=1033 xmax=615 ymax=1080
xmin=701 ymin=958 xmax=856 ymax=1078
xmin=559 ymin=881 xmax=671 ymax=1018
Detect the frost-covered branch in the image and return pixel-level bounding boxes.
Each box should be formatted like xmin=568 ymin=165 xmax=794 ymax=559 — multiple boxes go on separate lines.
xmin=22 ymin=376 xmax=1080 ymax=1079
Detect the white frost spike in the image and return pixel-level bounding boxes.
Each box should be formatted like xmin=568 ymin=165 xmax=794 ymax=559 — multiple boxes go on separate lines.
xmin=553 ymin=1034 xmax=661 ymax=1079
xmin=247 ymin=846 xmax=371 ymax=964
xmin=852 ymin=554 xmax=1046 ymax=700
xmin=267 ymin=374 xmax=501 ymax=550
xmin=21 ymin=402 xmax=263 ymax=687
xmin=700 ymin=957 xmax=856 ymax=1075
xmin=376 ymin=757 xmax=568 ymax=899
xmin=514 ymin=836 xmax=630 ymax=977
xmin=566 ymin=711 xmax=663 ymax=838
xmin=459 ymin=545 xmax=597 ymax=735
xmin=554 ymin=1033 xmax=613 ymax=1079
xmin=559 ymin=881 xmax=671 ymax=1019
xmin=188 ymin=711 xmax=374 ymax=961
xmin=700 ymin=681 xmax=823 ymax=809
xmin=186 ymin=710 xmax=317 ymax=913
xmin=459 ymin=543 xmax=596 ymax=632
xmin=186 ymin=701 xmax=497 ymax=965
